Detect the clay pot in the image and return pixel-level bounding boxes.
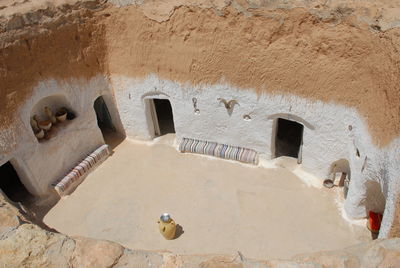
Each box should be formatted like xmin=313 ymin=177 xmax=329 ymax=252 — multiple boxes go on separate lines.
xmin=30 ymin=116 xmax=40 ymax=132
xmin=38 ymin=120 xmax=52 ymax=131
xmin=158 ymin=213 xmax=176 ymax=240
xmin=34 ymin=129 xmax=45 ymax=139
xmin=44 ymin=107 xmax=57 ymax=124
xmin=44 ymin=106 xmax=53 ymax=117
xmin=56 ymin=112 xmax=67 ymax=122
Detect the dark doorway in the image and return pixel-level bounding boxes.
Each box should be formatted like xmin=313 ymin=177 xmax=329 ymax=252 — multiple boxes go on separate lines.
xmin=94 ymin=96 xmax=124 ymax=148
xmin=94 ymin=96 xmax=116 ymax=133
xmin=0 ymin=161 xmax=32 ymax=202
xmin=153 ymin=99 xmax=175 ymax=136
xmin=275 ymin=118 xmax=304 ymax=159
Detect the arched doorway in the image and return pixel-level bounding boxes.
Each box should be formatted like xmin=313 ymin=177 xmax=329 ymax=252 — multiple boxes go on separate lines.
xmin=94 ymin=96 xmax=122 ymax=147
xmin=274 ymin=118 xmax=304 ymax=160
xmin=146 ymin=98 xmax=175 ymax=137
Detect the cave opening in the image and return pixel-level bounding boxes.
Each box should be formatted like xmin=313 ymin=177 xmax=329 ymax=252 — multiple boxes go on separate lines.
xmin=148 ymin=99 xmax=175 ymax=137
xmin=0 ymin=161 xmax=33 ymax=203
xmin=275 ymin=118 xmax=304 ymax=159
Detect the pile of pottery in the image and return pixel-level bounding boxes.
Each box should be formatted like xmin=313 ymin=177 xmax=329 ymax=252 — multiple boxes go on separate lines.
xmin=31 ymin=107 xmax=75 ymax=141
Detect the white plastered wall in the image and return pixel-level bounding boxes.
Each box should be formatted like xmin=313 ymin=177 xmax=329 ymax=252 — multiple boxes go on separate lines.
xmin=0 ymin=72 xmax=398 ymax=238
xmin=0 ymin=75 xmax=124 ymax=197
xmin=111 ymin=74 xmax=400 ymax=238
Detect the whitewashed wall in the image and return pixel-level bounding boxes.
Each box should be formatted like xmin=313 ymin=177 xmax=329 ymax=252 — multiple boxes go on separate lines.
xmin=111 ymin=74 xmax=400 ymax=238
xmin=0 ymin=75 xmax=123 ymax=197
xmin=0 ymin=73 xmax=398 ymax=238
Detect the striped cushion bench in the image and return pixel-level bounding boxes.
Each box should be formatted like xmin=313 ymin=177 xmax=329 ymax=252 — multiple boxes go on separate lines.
xmin=179 ymin=138 xmax=258 ymax=164
xmin=53 ymin=144 xmax=110 ymax=197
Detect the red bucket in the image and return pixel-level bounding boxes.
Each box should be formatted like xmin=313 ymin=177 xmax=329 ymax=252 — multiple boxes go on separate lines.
xmin=367 ymin=211 xmax=383 ymax=233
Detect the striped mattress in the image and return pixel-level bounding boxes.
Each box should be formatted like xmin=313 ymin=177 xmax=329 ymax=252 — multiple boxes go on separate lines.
xmin=179 ymin=138 xmax=258 ymax=164
xmin=53 ymin=144 xmax=110 ymax=197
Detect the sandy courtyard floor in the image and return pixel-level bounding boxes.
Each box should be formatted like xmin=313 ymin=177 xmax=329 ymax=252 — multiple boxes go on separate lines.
xmin=44 ymin=135 xmax=370 ymax=260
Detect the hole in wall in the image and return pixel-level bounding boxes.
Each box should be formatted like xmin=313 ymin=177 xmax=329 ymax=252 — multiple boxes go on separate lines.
xmin=94 ymin=95 xmax=123 ymax=148
xmin=0 ymin=161 xmax=33 ymax=203
xmin=243 ymin=114 xmax=251 ymax=121
xmin=147 ymin=99 xmax=175 ymax=137
xmin=275 ymin=118 xmax=304 ymax=159
xmin=30 ymin=94 xmax=76 ymax=142
xmin=365 ymin=180 xmax=386 ymax=216
xmin=31 ymin=95 xmax=74 ymax=121
xmin=326 ymin=159 xmax=351 ymax=197
xmin=154 ymin=99 xmax=175 ymax=135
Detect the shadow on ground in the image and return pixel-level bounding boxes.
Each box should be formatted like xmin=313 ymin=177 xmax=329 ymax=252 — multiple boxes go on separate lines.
xmin=174 ymin=224 xmax=184 ymax=239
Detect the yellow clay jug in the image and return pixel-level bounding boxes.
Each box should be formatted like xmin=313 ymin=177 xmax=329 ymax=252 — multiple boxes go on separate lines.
xmin=158 ymin=213 xmax=176 ymax=240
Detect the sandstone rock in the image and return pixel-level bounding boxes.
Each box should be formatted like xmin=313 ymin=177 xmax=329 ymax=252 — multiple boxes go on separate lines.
xmin=0 ymin=191 xmax=399 ymax=268
xmin=70 ymin=236 xmax=124 ymax=267
xmin=294 ymin=239 xmax=400 ymax=268
xmin=0 ymin=224 xmax=75 ymax=267
xmin=265 ymin=261 xmax=322 ymax=268
xmin=0 ymin=205 xmax=20 ymax=235
xmin=0 ymin=194 xmax=28 ymax=235
xmin=160 ymin=253 xmax=184 ymax=268
xmin=198 ymin=255 xmax=243 ymax=268
xmin=180 ymin=253 xmax=271 ymax=268
xmin=360 ymin=238 xmax=400 ymax=268
xmin=6 ymin=15 xmax=25 ymax=31
xmin=115 ymin=249 xmax=164 ymax=267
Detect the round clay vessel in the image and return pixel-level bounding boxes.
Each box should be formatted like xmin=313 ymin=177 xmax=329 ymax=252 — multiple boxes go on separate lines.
xmin=56 ymin=113 xmax=67 ymax=122
xmin=158 ymin=214 xmax=176 ymax=240
xmin=38 ymin=120 xmax=52 ymax=130
xmin=35 ymin=129 xmax=45 ymax=139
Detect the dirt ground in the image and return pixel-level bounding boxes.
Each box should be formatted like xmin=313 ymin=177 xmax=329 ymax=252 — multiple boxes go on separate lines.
xmin=44 ymin=134 xmax=370 ymax=260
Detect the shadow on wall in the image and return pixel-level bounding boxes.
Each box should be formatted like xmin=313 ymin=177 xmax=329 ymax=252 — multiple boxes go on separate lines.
xmin=329 ymin=159 xmax=351 ymax=179
xmin=365 ymin=180 xmax=386 ymax=214
xmin=30 ymin=94 xmax=74 ymax=121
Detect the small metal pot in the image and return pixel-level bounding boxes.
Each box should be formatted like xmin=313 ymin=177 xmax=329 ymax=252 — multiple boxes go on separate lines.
xmin=160 ymin=213 xmax=171 ymax=223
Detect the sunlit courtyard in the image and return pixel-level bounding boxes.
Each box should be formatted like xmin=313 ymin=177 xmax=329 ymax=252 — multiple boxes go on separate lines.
xmin=44 ymin=135 xmax=369 ymax=260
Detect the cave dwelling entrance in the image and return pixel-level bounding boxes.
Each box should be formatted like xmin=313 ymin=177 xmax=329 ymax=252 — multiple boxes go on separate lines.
xmin=147 ymin=98 xmax=175 ymax=137
xmin=0 ymin=161 xmax=33 ymax=203
xmin=275 ymin=118 xmax=304 ymax=161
